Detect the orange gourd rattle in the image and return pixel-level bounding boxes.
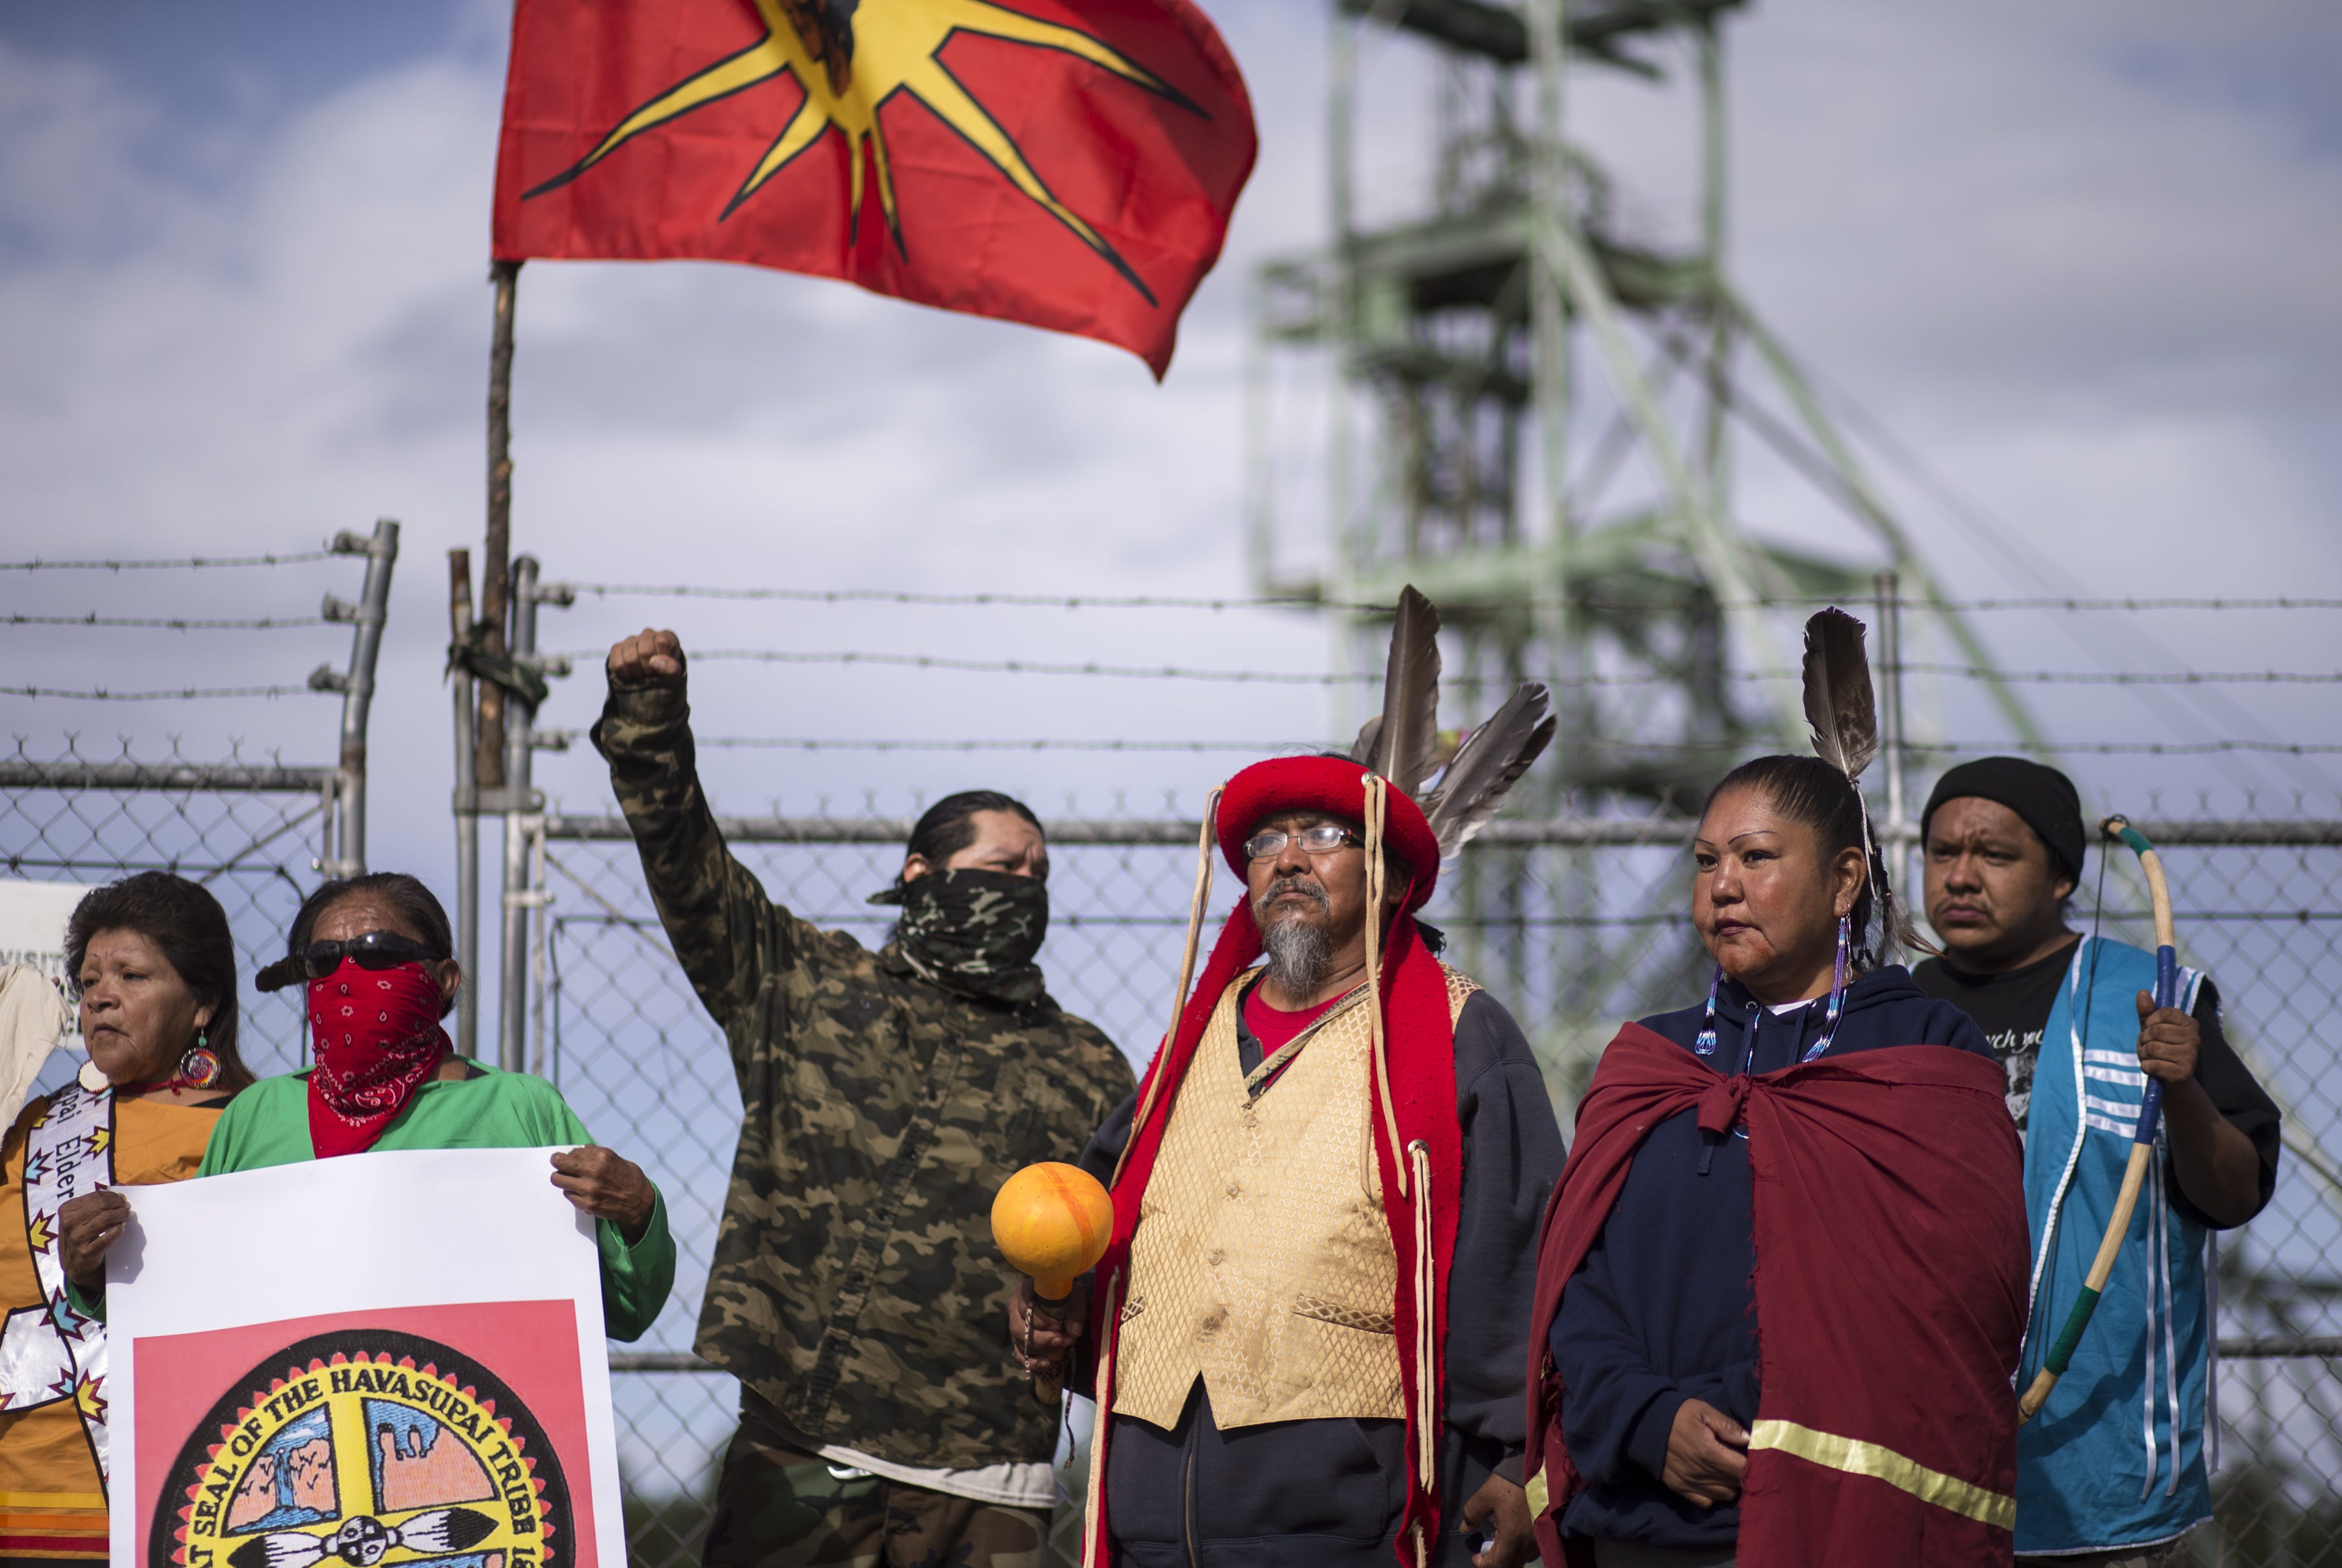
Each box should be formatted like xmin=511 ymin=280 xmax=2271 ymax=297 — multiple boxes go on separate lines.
xmin=992 ymin=1162 xmax=1112 ymax=1298
xmin=992 ymin=1163 xmax=1112 ymax=1403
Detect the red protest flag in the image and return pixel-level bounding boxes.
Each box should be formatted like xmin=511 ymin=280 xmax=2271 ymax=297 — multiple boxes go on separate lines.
xmin=492 ymin=0 xmax=1257 ymax=377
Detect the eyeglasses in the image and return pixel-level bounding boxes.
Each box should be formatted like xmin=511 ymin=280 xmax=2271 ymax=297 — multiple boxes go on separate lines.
xmin=1242 ymin=823 xmax=1362 ymax=861
xmin=254 ymin=931 xmax=439 ymax=992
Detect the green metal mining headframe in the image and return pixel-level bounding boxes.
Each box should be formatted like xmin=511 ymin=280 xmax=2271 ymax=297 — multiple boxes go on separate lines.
xmin=1243 ymin=0 xmax=2051 ymax=1095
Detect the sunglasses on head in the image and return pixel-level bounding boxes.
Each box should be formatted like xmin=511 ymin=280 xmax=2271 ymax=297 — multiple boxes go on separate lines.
xmin=255 ymin=931 xmax=439 ymax=993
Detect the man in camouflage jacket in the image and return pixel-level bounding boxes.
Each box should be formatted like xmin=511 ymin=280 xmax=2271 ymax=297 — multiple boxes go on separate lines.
xmin=596 ymin=629 xmax=1135 ymax=1568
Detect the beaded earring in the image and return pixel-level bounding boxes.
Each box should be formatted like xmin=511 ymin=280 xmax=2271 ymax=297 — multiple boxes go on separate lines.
xmin=176 ymin=1028 xmax=222 ymax=1090
xmin=1800 ymin=913 xmax=1851 ymax=1064
xmin=1693 ymin=964 xmax=1724 ymax=1056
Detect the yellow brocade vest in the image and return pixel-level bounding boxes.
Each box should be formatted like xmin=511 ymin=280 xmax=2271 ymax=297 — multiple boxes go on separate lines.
xmin=1112 ymin=964 xmax=1477 ymax=1431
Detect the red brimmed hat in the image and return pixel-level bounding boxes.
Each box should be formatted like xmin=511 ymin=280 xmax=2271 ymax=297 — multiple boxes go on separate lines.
xmin=1216 ymin=755 xmax=1441 ymax=909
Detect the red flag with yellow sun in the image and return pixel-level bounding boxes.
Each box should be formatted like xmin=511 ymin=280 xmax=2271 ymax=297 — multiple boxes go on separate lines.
xmin=492 ymin=0 xmax=1256 ymax=377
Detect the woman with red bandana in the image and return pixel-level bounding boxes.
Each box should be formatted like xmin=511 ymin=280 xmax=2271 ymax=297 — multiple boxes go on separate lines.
xmin=60 ymin=873 xmax=675 ymax=1341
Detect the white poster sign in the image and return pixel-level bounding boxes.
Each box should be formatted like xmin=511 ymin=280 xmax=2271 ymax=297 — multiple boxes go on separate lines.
xmin=109 ymin=1147 xmax=624 ymax=1568
xmin=0 ymin=880 xmax=94 ymax=1043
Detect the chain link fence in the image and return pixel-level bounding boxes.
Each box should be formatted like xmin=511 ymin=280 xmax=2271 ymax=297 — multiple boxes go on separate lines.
xmin=0 ymin=525 xmax=397 ymax=1085
xmin=521 ymin=790 xmax=2341 ymax=1568
xmin=3 ymin=730 xmax=2332 ymax=1564
xmin=3 ymin=740 xmax=2334 ymax=1563
xmin=0 ymin=738 xmax=351 ymax=1085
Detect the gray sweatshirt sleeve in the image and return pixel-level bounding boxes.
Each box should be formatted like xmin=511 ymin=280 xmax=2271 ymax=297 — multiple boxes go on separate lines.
xmin=1445 ymin=989 xmax=1569 ymax=1474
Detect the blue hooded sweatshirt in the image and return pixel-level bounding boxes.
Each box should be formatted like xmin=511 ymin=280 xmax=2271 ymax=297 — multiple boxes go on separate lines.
xmin=1548 ymin=964 xmax=1995 ymax=1549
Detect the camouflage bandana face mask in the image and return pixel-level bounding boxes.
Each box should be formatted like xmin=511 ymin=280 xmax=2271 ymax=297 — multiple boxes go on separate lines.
xmin=868 ymin=867 xmax=1049 ymax=1007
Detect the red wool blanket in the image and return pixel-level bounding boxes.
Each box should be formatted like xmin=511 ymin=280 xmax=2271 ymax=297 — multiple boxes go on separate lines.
xmin=1526 ymin=1025 xmax=2028 ymax=1567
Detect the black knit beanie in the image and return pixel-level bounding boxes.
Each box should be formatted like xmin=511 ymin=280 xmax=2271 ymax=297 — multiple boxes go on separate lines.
xmin=1919 ymin=757 xmax=2086 ymax=883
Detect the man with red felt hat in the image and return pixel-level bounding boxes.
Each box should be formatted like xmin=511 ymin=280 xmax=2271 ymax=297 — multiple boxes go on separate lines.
xmin=1012 ymin=591 xmax=1567 ymax=1568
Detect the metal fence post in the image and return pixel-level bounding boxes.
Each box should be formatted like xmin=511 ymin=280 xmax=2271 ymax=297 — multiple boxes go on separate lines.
xmin=311 ymin=519 xmax=399 ymax=877
xmin=450 ymin=550 xmax=481 ymax=1057
xmin=497 ymin=557 xmax=573 ymax=1071
xmin=500 ymin=556 xmax=543 ymax=1071
xmin=530 ymin=817 xmax=550 ymax=1078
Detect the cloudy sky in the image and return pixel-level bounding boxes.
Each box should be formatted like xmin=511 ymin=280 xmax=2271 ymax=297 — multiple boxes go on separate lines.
xmin=7 ymin=0 xmax=2342 ymax=1441
xmin=3 ymin=0 xmax=2338 ymax=883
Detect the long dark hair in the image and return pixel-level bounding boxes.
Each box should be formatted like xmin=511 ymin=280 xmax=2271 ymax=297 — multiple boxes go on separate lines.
xmin=286 ymin=873 xmax=458 ymax=1018
xmin=906 ymin=791 xmax=1043 ymax=866
xmin=1703 ymin=754 xmax=1922 ymax=968
xmin=64 ymin=871 xmax=256 ymax=1089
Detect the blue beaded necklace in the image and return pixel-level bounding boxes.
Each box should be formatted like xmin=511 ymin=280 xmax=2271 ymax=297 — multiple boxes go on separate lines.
xmin=1693 ymin=912 xmax=1851 ymax=1065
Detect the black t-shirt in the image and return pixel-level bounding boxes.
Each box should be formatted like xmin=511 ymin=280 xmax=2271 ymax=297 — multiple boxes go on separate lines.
xmin=1915 ymin=943 xmax=2071 ymax=1129
xmin=1913 ymin=938 xmax=2283 ymax=1228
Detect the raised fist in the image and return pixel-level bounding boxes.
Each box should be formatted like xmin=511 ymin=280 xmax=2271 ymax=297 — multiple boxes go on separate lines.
xmin=606 ymin=628 xmax=685 ymax=690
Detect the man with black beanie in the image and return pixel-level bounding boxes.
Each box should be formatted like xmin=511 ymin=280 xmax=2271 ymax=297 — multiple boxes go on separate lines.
xmin=1911 ymin=756 xmax=2280 ymax=1567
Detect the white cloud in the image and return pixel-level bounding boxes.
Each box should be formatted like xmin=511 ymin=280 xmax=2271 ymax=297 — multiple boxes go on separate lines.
xmin=1 ymin=0 xmax=2337 ymax=857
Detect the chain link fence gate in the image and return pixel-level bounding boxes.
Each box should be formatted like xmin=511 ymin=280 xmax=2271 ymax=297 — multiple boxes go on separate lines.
xmin=0 ymin=524 xmax=401 ymax=1084
xmin=531 ymin=796 xmax=2342 ymax=1568
xmin=1 ymin=741 xmax=345 ymax=1082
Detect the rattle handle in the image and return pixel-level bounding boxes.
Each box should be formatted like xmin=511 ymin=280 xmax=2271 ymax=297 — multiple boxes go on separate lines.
xmin=1025 ymin=1292 xmax=1070 ymax=1407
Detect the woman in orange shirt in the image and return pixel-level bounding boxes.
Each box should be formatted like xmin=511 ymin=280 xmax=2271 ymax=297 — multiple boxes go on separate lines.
xmin=0 ymin=873 xmax=252 ymax=1568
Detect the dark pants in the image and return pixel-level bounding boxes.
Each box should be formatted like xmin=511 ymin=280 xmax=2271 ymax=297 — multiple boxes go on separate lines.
xmin=2016 ymin=1545 xmax=2185 ymax=1568
xmin=701 ymin=1406 xmax=1048 ymax=1568
xmin=1589 ymin=1545 xmax=1736 ymax=1568
xmin=1104 ymin=1384 xmax=1498 ymax=1568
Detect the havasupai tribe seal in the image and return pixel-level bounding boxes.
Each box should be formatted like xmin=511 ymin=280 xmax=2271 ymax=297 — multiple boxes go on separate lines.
xmin=152 ymin=1331 xmax=572 ymax=1568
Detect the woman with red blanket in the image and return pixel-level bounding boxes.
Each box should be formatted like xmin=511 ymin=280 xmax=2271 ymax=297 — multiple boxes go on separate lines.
xmin=1527 ymin=754 xmax=2030 ymax=1568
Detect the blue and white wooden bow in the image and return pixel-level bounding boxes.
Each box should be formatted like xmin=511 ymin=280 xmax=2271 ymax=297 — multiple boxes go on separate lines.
xmin=2017 ymin=814 xmax=2179 ymax=1423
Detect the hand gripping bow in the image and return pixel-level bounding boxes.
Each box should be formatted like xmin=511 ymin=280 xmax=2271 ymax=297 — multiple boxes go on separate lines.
xmin=2016 ymin=814 xmax=2179 ymax=1424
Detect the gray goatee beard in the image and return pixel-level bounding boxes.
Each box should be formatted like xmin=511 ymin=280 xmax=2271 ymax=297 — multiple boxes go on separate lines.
xmin=1259 ymin=909 xmax=1334 ymax=996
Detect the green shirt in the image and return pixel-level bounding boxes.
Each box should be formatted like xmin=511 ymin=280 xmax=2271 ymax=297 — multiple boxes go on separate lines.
xmin=196 ymin=1063 xmax=677 ymax=1342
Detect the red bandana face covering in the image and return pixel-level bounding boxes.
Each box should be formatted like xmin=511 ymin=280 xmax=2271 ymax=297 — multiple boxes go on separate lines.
xmin=306 ymin=957 xmax=451 ymax=1158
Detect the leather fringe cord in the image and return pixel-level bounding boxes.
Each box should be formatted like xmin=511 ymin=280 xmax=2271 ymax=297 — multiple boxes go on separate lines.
xmin=1114 ymin=786 xmax=1222 ymax=1187
xmin=1080 ymin=1266 xmax=1120 ymax=1568
xmin=1362 ymin=775 xmax=1407 ymax=1195
xmin=1366 ymin=773 xmax=1436 ymax=1556
xmin=1410 ymin=1138 xmax=1436 ymax=1492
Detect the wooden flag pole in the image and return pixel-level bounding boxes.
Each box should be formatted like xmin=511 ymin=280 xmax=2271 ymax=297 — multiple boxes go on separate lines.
xmin=475 ymin=259 xmax=522 ymax=790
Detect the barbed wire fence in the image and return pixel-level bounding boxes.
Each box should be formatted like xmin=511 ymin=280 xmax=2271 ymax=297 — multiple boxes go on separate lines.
xmin=7 ymin=561 xmax=2341 ymax=1565
xmin=521 ymin=798 xmax=2342 ymax=1568
xmin=0 ymin=527 xmax=401 ymax=1081
xmin=504 ymin=576 xmax=2342 ymax=1568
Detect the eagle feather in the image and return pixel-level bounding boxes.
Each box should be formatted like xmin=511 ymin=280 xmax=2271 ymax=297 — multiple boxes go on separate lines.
xmin=1364 ymin=586 xmax=1442 ymax=795
xmin=1801 ymin=607 xmax=1878 ymax=785
xmin=1343 ymin=587 xmax=1553 ymax=861
xmin=1421 ymin=684 xmax=1556 ymax=857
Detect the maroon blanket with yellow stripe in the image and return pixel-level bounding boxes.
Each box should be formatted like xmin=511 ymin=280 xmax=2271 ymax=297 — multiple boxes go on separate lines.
xmin=1526 ymin=1025 xmax=2028 ymax=1567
